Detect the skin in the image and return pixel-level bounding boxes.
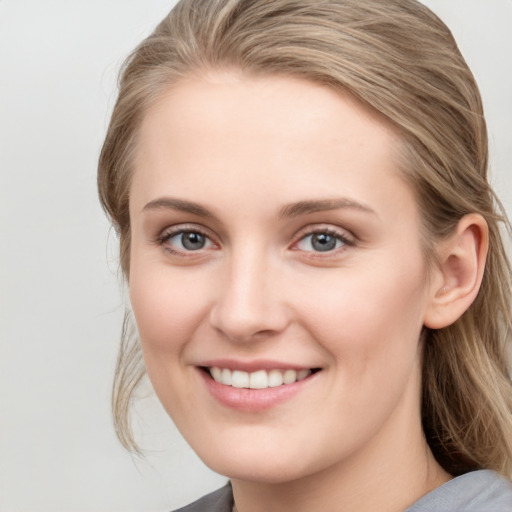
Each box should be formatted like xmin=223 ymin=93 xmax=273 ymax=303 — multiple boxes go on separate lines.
xmin=128 ymin=72 xmax=452 ymax=512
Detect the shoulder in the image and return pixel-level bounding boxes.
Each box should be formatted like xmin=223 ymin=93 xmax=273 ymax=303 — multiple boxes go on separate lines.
xmin=406 ymin=470 xmax=512 ymax=512
xmin=171 ymin=483 xmax=233 ymax=512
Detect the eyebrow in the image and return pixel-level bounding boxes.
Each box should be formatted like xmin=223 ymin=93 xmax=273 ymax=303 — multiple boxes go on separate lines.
xmin=279 ymin=198 xmax=376 ymax=218
xmin=142 ymin=197 xmax=218 ymax=219
xmin=142 ymin=196 xmax=376 ymax=219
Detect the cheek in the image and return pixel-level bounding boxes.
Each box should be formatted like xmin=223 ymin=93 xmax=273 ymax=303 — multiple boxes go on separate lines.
xmin=297 ymin=257 xmax=428 ymax=365
xmin=295 ymin=261 xmax=428 ymax=440
xmin=128 ymin=259 xmax=210 ymax=356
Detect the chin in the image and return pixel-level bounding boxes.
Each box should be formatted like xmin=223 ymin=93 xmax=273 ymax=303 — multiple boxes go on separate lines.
xmin=193 ymin=441 xmax=325 ymax=485
xmin=208 ymin=459 xmax=306 ymax=484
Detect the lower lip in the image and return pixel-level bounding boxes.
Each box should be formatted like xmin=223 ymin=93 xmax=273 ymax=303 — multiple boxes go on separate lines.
xmin=199 ymin=369 xmax=317 ymax=412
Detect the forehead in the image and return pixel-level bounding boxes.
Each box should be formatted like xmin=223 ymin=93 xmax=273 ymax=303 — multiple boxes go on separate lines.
xmin=136 ymin=71 xmax=397 ymax=157
xmin=130 ymin=71 xmax=414 ymax=223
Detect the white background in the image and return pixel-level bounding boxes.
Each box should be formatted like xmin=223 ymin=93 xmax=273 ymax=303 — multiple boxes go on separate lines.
xmin=0 ymin=1 xmax=511 ymax=511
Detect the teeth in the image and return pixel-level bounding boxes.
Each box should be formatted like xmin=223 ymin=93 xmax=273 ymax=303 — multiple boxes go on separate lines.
xmin=249 ymin=370 xmax=268 ymax=389
xmin=297 ymin=369 xmax=310 ymax=381
xmin=211 ymin=367 xmax=222 ymax=382
xmin=221 ymin=368 xmax=232 ymax=385
xmin=268 ymin=369 xmax=283 ymax=387
xmin=231 ymin=370 xmax=249 ymax=388
xmin=208 ymin=367 xmax=312 ymax=389
xmin=283 ymin=369 xmax=297 ymax=384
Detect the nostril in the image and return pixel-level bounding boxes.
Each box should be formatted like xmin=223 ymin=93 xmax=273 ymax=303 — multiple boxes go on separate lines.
xmin=208 ymin=302 xmax=291 ymax=343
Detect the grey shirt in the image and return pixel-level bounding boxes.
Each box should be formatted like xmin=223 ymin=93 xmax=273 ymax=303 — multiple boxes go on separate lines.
xmin=405 ymin=470 xmax=512 ymax=511
xmin=173 ymin=470 xmax=512 ymax=512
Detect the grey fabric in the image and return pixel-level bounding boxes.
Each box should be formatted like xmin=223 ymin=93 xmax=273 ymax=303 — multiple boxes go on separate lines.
xmin=405 ymin=470 xmax=512 ymax=511
xmin=172 ymin=470 xmax=512 ymax=511
xmin=172 ymin=483 xmax=233 ymax=512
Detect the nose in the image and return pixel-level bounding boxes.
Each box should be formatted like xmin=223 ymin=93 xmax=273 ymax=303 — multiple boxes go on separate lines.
xmin=208 ymin=246 xmax=290 ymax=343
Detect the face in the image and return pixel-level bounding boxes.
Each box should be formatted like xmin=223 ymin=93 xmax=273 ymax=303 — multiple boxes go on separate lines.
xmin=129 ymin=72 xmax=437 ymax=484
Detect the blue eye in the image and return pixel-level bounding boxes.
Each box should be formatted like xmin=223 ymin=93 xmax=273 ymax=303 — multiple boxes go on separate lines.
xmin=165 ymin=230 xmax=213 ymax=251
xmin=296 ymin=231 xmax=347 ymax=252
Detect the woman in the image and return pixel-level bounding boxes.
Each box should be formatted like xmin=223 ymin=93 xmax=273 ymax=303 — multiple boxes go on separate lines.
xmin=98 ymin=0 xmax=512 ymax=510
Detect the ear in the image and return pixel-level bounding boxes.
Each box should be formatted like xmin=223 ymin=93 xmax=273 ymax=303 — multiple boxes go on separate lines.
xmin=423 ymin=214 xmax=489 ymax=329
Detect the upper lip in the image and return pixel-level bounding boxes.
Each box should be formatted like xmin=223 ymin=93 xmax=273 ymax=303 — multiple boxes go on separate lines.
xmin=198 ymin=359 xmax=319 ymax=372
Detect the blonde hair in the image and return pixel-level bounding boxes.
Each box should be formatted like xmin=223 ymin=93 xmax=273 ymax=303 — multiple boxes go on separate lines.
xmin=98 ymin=0 xmax=512 ymax=475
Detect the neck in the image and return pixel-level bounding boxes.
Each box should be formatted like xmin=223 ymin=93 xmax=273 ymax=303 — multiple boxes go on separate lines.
xmin=232 ymin=445 xmax=449 ymax=512
xmin=231 ymin=375 xmax=451 ymax=512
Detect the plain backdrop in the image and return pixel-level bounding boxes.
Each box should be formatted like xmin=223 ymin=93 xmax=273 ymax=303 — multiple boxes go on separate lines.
xmin=0 ymin=1 xmax=510 ymax=511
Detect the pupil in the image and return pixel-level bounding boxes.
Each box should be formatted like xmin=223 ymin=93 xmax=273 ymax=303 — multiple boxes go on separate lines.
xmin=312 ymin=233 xmax=336 ymax=252
xmin=182 ymin=232 xmax=205 ymax=250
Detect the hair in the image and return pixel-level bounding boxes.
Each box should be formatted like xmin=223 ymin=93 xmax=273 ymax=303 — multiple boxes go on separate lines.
xmin=98 ymin=0 xmax=512 ymax=476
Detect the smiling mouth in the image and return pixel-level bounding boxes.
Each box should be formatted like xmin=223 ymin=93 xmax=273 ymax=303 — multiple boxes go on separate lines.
xmin=203 ymin=367 xmax=320 ymax=389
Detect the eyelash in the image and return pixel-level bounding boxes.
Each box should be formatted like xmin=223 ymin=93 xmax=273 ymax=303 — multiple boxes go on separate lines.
xmin=155 ymin=225 xmax=215 ymax=257
xmin=155 ymin=225 xmax=355 ymax=258
xmin=292 ymin=227 xmax=355 ymax=255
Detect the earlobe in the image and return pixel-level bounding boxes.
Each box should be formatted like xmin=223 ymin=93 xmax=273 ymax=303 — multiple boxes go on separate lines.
xmin=423 ymin=214 xmax=489 ymax=329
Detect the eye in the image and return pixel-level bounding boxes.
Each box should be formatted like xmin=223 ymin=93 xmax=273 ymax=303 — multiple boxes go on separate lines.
xmin=295 ymin=229 xmax=353 ymax=253
xmin=159 ymin=229 xmax=214 ymax=253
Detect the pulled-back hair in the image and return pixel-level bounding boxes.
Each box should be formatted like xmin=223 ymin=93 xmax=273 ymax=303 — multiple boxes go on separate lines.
xmin=98 ymin=0 xmax=512 ymax=476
